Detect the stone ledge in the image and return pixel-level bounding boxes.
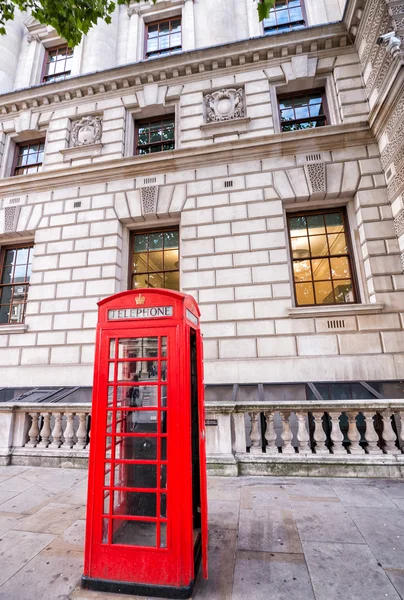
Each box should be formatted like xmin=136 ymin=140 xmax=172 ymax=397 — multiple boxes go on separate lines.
xmin=60 ymin=142 xmax=103 ymax=162
xmin=0 ymin=323 xmax=28 ymax=334
xmin=287 ymin=303 xmax=384 ymax=318
xmin=200 ymin=117 xmax=251 ymax=138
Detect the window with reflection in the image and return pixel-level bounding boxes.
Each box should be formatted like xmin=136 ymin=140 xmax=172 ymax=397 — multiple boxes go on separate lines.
xmin=288 ymin=210 xmax=356 ymax=306
xmin=42 ymin=45 xmax=73 ymax=83
xmin=279 ymin=90 xmax=327 ymax=132
xmin=263 ymin=0 xmax=306 ymax=34
xmin=13 ymin=141 xmax=45 ymax=176
xmin=0 ymin=245 xmax=33 ymax=324
xmin=135 ymin=118 xmax=175 ymax=155
xmin=145 ymin=18 xmax=182 ymax=58
xmin=131 ymin=229 xmax=179 ymax=291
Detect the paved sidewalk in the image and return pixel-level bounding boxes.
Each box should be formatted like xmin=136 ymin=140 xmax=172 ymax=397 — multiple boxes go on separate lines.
xmin=0 ymin=466 xmax=403 ymax=600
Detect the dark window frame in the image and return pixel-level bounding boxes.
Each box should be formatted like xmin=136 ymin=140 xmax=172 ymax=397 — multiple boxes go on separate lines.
xmin=287 ymin=207 xmax=359 ymax=307
xmin=144 ymin=17 xmax=182 ymax=59
xmin=278 ymin=88 xmax=329 ymax=132
xmin=0 ymin=243 xmax=33 ymax=325
xmin=41 ymin=44 xmax=73 ymax=83
xmin=263 ymin=0 xmax=307 ymax=35
xmin=134 ymin=116 xmax=175 ymax=156
xmin=12 ymin=139 xmax=45 ymax=177
xmin=129 ymin=227 xmax=180 ymax=292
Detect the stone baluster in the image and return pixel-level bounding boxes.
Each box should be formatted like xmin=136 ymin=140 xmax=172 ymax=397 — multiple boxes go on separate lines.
xmin=264 ymin=411 xmax=278 ymax=455
xmin=329 ymin=411 xmax=346 ymax=455
xmin=248 ymin=412 xmax=262 ymax=454
xmin=346 ymin=411 xmax=364 ymax=454
xmin=399 ymin=411 xmax=404 ymax=452
xmin=312 ymin=411 xmax=329 ymax=455
xmin=381 ymin=410 xmax=400 ymax=455
xmin=62 ymin=412 xmax=76 ymax=449
xmin=363 ymin=411 xmax=382 ymax=454
xmin=50 ymin=412 xmax=63 ymax=448
xmin=280 ymin=411 xmax=295 ymax=454
xmin=296 ymin=411 xmax=311 ymax=455
xmin=38 ymin=412 xmax=52 ymax=448
xmin=75 ymin=413 xmax=88 ymax=450
xmin=25 ymin=412 xmax=40 ymax=447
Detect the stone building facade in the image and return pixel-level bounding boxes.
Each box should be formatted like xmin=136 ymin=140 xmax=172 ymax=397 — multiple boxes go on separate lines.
xmin=0 ymin=0 xmax=403 ymax=401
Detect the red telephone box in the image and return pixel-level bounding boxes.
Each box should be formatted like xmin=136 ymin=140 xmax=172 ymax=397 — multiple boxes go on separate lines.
xmin=82 ymin=289 xmax=208 ymax=599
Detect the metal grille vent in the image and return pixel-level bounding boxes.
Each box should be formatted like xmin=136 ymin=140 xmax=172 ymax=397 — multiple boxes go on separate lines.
xmin=327 ymin=319 xmax=345 ymax=329
xmin=224 ymin=180 xmax=233 ymax=188
xmin=305 ymin=153 xmax=322 ymax=163
xmin=143 ymin=177 xmax=157 ymax=185
xmin=4 ymin=206 xmax=20 ymax=232
xmin=74 ymin=201 xmax=81 ymax=208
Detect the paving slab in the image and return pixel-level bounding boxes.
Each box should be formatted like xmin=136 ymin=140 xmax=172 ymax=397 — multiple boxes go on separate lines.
xmin=0 ymin=529 xmax=56 ymax=587
xmin=375 ymin=480 xmax=404 ymax=499
xmin=0 ymin=512 xmax=25 ymax=536
xmin=47 ymin=519 xmax=86 ymax=552
xmin=284 ymin=481 xmax=338 ymax=500
xmin=193 ymin=528 xmax=237 ymax=600
xmin=237 ymin=508 xmax=302 ymax=553
xmin=208 ymin=500 xmax=240 ymax=530
xmin=330 ymin=482 xmax=396 ymax=508
xmin=232 ymin=550 xmax=315 ymax=600
xmin=61 ymin=480 xmax=88 ymax=506
xmin=0 ymin=546 xmax=84 ymax=600
xmin=303 ymin=540 xmax=401 ymax=600
xmin=0 ymin=483 xmax=58 ymax=514
xmin=292 ymin=501 xmax=364 ymax=543
xmin=385 ymin=568 xmax=404 ymax=598
xmin=14 ymin=502 xmax=85 ymax=534
xmin=347 ymin=505 xmax=404 ymax=569
xmin=240 ymin=484 xmax=291 ymax=509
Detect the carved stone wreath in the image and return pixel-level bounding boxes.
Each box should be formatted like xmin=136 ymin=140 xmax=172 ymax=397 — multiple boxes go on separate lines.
xmin=70 ymin=116 xmax=102 ymax=147
xmin=204 ymin=88 xmax=245 ymax=123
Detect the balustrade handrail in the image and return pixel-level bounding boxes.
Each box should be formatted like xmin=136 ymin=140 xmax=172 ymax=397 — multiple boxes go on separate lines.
xmin=0 ymin=402 xmax=91 ymax=412
xmin=205 ymin=398 xmax=404 ymax=412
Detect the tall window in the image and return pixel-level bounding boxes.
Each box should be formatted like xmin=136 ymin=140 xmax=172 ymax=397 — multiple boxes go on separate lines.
xmin=279 ymin=90 xmax=327 ymax=132
xmin=42 ymin=45 xmax=73 ymax=83
xmin=0 ymin=245 xmax=33 ymax=324
xmin=263 ymin=0 xmax=306 ymax=34
xmin=145 ymin=18 xmax=182 ymax=58
xmin=131 ymin=229 xmax=179 ymax=291
xmin=135 ymin=118 xmax=175 ymax=155
xmin=287 ymin=210 xmax=356 ymax=306
xmin=13 ymin=141 xmax=45 ymax=176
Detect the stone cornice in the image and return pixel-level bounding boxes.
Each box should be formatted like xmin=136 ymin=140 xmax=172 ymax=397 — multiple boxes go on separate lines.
xmin=0 ymin=122 xmax=372 ymax=196
xmin=0 ymin=21 xmax=350 ymax=116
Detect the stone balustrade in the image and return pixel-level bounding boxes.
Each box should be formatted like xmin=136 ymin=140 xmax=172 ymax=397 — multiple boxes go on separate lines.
xmin=0 ymin=399 xmax=403 ymax=476
xmin=0 ymin=403 xmax=90 ymax=468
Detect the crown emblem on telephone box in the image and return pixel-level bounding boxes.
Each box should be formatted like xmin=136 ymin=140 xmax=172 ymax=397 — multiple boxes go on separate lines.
xmin=135 ymin=293 xmax=146 ymax=305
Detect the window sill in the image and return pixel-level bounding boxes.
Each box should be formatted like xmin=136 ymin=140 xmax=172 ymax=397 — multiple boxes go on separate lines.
xmin=287 ymin=303 xmax=385 ymax=318
xmin=0 ymin=323 xmax=28 ymax=334
xmin=200 ymin=117 xmax=251 ymax=138
xmin=60 ymin=143 xmax=103 ymax=162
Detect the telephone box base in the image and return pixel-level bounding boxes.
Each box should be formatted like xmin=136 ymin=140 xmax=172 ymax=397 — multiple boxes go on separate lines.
xmin=81 ymin=576 xmax=194 ymax=599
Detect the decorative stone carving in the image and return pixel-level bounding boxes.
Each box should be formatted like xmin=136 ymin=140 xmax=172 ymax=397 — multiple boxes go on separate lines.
xmin=70 ymin=116 xmax=102 ymax=147
xmin=26 ymin=33 xmax=41 ymax=43
xmin=140 ymin=186 xmax=158 ymax=215
xmin=127 ymin=5 xmax=141 ymax=17
xmin=204 ymin=88 xmax=245 ymax=123
xmin=306 ymin=163 xmax=326 ymax=193
xmin=4 ymin=206 xmax=20 ymax=232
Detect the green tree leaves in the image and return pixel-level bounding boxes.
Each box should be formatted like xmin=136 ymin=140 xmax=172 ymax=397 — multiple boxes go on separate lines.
xmin=257 ymin=0 xmax=276 ymax=21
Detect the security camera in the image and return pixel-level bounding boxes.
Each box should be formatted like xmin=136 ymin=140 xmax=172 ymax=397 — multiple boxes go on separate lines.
xmin=376 ymin=31 xmax=402 ymax=56
xmin=377 ymin=31 xmax=397 ymax=45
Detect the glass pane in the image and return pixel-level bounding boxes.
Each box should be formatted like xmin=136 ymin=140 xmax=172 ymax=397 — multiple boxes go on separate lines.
xmin=159 ymin=21 xmax=170 ymax=34
xmin=113 ymin=491 xmax=156 ymax=517
xmin=334 ymin=280 xmax=354 ymax=303
xmin=160 ymin=465 xmax=167 ymax=488
xmin=106 ymin=436 xmax=113 ymax=459
xmin=104 ymin=492 xmax=110 ymax=513
xmin=161 ymin=411 xmax=167 ymax=434
xmin=164 ymin=271 xmax=179 ymax=291
xmin=133 ymin=253 xmax=148 ymax=273
xmin=115 ymin=436 xmax=157 ymax=461
xmin=289 ymin=216 xmax=307 ymax=236
xmin=289 ymin=6 xmax=303 ymax=19
xmin=117 ymin=386 xmax=158 ymax=409
xmin=118 ymin=338 xmax=158 ymax=359
xmin=311 ymin=258 xmax=331 ymax=281
xmin=0 ymin=304 xmax=10 ymax=323
xmin=108 ymin=387 xmax=114 ymax=407
xmin=330 ymin=257 xmax=350 ymax=279
xmin=160 ymin=523 xmax=167 ymax=548
xmin=126 ymin=463 xmax=157 ymax=488
xmin=149 ymin=233 xmax=163 ymax=250
xmin=109 ymin=339 xmax=115 ymax=359
xmin=161 ymin=437 xmax=167 ymax=460
xmin=280 ymin=108 xmax=294 ymax=122
xmin=161 ymin=364 xmax=167 ymax=383
xmin=161 ymin=337 xmax=167 ymax=357
xmin=314 ymin=281 xmax=334 ymax=304
xmin=325 ymin=212 xmax=344 ymax=233
xmin=293 ymin=260 xmax=311 ymax=282
xmin=16 ymin=248 xmax=29 ymax=264
xmin=133 ymin=274 xmax=149 ymax=288
xmin=104 ymin=466 xmax=111 ymax=487
xmin=1 ymin=266 xmax=13 ymax=284
xmin=134 ymin=234 xmax=148 ymax=252
xmin=4 ymin=249 xmax=16 ymax=266
xmin=102 ymin=519 xmax=109 ymax=543
xmin=307 ymin=214 xmax=325 ymax=235
xmin=328 ymin=233 xmax=348 ymax=255
xmin=170 ymin=32 xmax=181 ymax=47
xmin=309 ymin=235 xmax=328 ymax=256
xmin=291 ymin=237 xmax=309 ymax=259
xmin=160 ymin=493 xmax=167 ymax=518
xmin=171 ymin=19 xmax=181 ymax=32
xmin=121 ymin=410 xmax=159 ymax=434
xmin=309 ymin=102 xmax=323 ymax=117
xmin=295 ymin=106 xmax=310 ymax=120
xmin=164 ymin=231 xmax=178 ymax=248
xmin=112 ymin=521 xmax=156 ymax=546
xmin=117 ymin=363 xmax=159 ymax=384
xmin=149 ymin=272 xmax=164 ymax=288
xmin=295 ymin=282 xmax=314 ymax=305
xmin=164 ymin=249 xmax=178 ymax=270
xmin=148 ymin=251 xmax=163 ymax=272
xmin=108 ymin=363 xmax=115 ymax=382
